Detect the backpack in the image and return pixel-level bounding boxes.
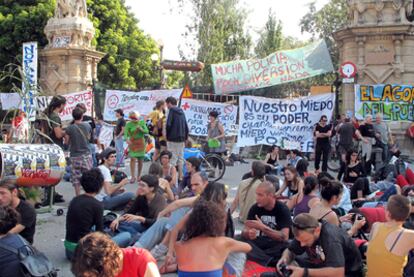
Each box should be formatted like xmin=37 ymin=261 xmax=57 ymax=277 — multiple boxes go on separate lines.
xmin=0 ymin=235 xmax=57 ymax=277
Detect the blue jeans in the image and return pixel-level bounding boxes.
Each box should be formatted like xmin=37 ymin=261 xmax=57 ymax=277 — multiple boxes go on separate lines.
xmin=103 ymin=192 xmax=134 ymax=210
xmin=88 ymin=143 xmax=97 ymax=167
xmin=112 ymin=221 xmax=147 ymax=247
xmin=134 ymin=207 xmax=190 ymax=249
xmin=115 ymin=137 xmax=124 ymax=165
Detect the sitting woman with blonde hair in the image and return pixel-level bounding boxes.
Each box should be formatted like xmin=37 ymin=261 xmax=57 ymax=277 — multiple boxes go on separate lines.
xmin=71 ymin=232 xmax=160 ymax=277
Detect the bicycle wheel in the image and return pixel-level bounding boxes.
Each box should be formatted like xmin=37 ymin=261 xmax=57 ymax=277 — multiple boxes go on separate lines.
xmin=327 ymin=147 xmax=340 ymax=172
xmin=201 ymin=153 xmax=226 ymax=182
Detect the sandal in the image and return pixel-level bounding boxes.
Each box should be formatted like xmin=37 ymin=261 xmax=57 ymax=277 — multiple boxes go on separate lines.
xmin=129 ymin=177 xmax=136 ymax=184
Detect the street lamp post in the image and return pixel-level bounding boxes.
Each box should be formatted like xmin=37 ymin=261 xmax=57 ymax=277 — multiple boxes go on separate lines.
xmin=151 ymin=39 xmax=165 ymax=89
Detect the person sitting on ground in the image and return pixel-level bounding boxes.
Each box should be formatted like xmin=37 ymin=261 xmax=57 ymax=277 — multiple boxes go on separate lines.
xmin=148 ymin=162 xmax=174 ymax=202
xmin=310 ymin=179 xmax=365 ymax=237
xmin=350 ymin=177 xmax=372 ymax=207
xmin=160 ymin=150 xmax=178 ymax=195
xmin=402 ymin=186 xmax=414 ymax=276
xmin=276 ymin=166 xmax=304 ymax=198
xmin=162 ymin=182 xmax=246 ymax=275
xmin=367 ymin=195 xmax=414 ymax=277
xmin=231 ymin=161 xmax=267 ymax=222
xmin=264 ymin=145 xmax=282 ymax=175
xmin=110 ymin=175 xmax=167 ymax=247
xmin=65 ymin=168 xmax=104 ymax=260
xmin=295 ymin=158 xmax=310 ymax=178
xmin=174 ymin=200 xmax=251 ymax=276
xmin=0 ymin=206 xmax=31 ymax=277
xmin=287 ymin=149 xmax=303 ymax=168
xmin=96 ymin=148 xmax=135 ymax=210
xmin=275 ymin=213 xmax=363 ymax=277
xmin=343 ymin=149 xmax=366 ymax=184
xmin=179 ymin=156 xmax=201 ymax=196
xmin=318 ymin=172 xmax=353 ymax=213
xmin=240 ymin=181 xmax=292 ymax=267
xmin=71 ymin=232 xmax=160 ymax=277
xmin=134 ymin=172 xmax=209 ymax=256
xmin=0 ymin=179 xmax=36 ymax=244
xmin=288 ymin=175 xmax=320 ymax=217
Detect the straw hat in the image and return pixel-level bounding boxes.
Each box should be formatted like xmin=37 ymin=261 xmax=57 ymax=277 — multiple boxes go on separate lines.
xmin=129 ymin=110 xmax=140 ymax=120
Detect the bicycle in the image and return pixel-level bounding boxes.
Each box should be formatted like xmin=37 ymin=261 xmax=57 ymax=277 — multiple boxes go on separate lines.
xmin=185 ymin=146 xmax=226 ymax=182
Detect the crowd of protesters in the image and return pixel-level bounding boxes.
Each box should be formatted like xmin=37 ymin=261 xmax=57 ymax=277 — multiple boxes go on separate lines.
xmin=1 ymin=95 xmax=414 ymax=277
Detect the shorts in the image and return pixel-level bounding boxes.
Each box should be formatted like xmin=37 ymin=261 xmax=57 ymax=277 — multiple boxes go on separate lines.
xmin=70 ymin=154 xmax=93 ymax=187
xmin=155 ymin=138 xmax=167 ymax=150
xmin=167 ymin=141 xmax=185 ymax=166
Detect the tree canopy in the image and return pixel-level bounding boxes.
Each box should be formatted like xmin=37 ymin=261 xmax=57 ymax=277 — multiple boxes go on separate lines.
xmin=0 ymin=0 xmax=160 ymax=91
xmin=254 ymin=9 xmax=283 ymax=57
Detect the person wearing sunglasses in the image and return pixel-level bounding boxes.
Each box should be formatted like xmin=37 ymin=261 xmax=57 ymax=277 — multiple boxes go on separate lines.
xmin=314 ymin=115 xmax=332 ymax=174
xmin=274 ymin=213 xmax=363 ymax=277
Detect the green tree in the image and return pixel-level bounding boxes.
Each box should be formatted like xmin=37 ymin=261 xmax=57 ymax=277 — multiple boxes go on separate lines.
xmin=180 ymin=0 xmax=252 ymax=86
xmin=300 ymin=0 xmax=347 ymax=70
xmin=254 ymin=9 xmax=283 ymax=57
xmin=87 ymin=0 xmax=160 ymax=90
xmin=0 ymin=0 xmax=160 ymax=91
xmin=164 ymin=70 xmax=185 ymax=89
xmin=0 ymin=0 xmax=55 ymax=91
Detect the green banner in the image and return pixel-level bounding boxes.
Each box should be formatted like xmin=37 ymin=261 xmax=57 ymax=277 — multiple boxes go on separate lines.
xmin=211 ymin=40 xmax=334 ymax=94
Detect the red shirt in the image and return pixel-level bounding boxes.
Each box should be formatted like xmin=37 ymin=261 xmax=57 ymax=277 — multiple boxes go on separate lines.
xmin=116 ymin=247 xmax=156 ymax=277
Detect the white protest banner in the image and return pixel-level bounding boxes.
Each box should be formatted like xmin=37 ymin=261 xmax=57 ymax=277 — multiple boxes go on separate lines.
xmin=0 ymin=93 xmax=22 ymax=110
xmin=237 ymin=93 xmax=335 ymax=152
xmin=22 ymin=42 xmax=38 ymax=120
xmin=180 ymin=99 xmax=238 ymax=136
xmin=35 ymin=90 xmax=93 ymax=121
xmin=98 ymin=123 xmax=114 ymax=148
xmin=103 ymin=89 xmax=182 ymax=121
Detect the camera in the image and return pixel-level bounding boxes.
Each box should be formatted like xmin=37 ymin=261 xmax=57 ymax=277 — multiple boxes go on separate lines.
xmin=278 ymin=263 xmax=292 ymax=277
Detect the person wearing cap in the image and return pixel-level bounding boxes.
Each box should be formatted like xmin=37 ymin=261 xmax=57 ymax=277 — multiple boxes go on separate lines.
xmin=96 ymin=148 xmax=134 ymax=210
xmin=114 ymin=108 xmax=126 ymax=167
xmin=0 ymin=179 xmax=36 ymax=244
xmin=274 ymin=213 xmax=363 ymax=277
xmin=124 ymin=111 xmax=149 ymax=183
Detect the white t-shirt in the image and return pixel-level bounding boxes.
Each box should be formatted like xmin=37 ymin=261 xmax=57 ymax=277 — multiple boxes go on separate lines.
xmin=95 ymin=165 xmax=112 ymax=201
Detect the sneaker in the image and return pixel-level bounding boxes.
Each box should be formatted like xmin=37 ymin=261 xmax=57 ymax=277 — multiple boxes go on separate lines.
xmin=150 ymin=244 xmax=168 ymax=260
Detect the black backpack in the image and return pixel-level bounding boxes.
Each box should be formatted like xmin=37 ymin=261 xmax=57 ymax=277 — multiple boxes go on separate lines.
xmin=0 ymin=235 xmax=57 ymax=277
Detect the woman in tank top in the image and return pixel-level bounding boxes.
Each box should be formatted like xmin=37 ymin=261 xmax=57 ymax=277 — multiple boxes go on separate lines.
xmin=288 ymin=176 xmax=320 ymax=217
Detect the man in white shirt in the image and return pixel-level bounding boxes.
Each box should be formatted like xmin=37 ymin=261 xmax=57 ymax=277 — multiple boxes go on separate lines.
xmin=96 ymin=148 xmax=134 ymax=210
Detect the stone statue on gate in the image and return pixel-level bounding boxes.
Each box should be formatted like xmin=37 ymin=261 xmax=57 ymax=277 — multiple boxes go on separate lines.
xmin=55 ymin=0 xmax=87 ymax=18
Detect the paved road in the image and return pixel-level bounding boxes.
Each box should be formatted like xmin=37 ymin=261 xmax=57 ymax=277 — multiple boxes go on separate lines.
xmin=33 ymin=159 xmax=253 ymax=276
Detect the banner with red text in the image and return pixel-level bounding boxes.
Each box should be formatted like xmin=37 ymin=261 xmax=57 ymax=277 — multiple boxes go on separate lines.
xmin=211 ymin=40 xmax=334 ymax=94
xmin=35 ymin=90 xmax=93 ymax=121
xmin=103 ymin=89 xmax=182 ymax=121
